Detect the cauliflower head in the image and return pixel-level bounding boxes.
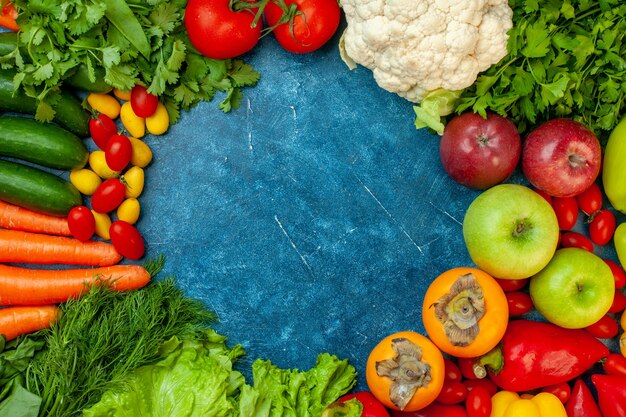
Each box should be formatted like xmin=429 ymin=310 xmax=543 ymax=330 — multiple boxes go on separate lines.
xmin=341 ymin=0 xmax=513 ymax=103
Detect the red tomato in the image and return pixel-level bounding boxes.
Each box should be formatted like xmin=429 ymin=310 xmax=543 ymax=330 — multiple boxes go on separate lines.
xmin=532 ymin=188 xmax=552 ymax=205
xmin=89 ymin=114 xmax=117 ymax=150
xmin=505 ymin=291 xmax=533 ymax=316
xmin=584 ymin=314 xmax=619 ymax=339
xmin=576 ymin=182 xmax=603 ymax=215
xmin=130 ymin=85 xmax=159 ymax=118
xmin=604 ymin=259 xmax=626 ymax=289
xmin=608 ymin=290 xmax=626 ymax=314
xmin=465 ymin=386 xmax=491 ymax=417
xmin=551 ymin=196 xmax=578 ymax=230
xmin=109 ymin=220 xmax=145 ymax=260
xmin=494 ymin=278 xmax=529 ymax=292
xmin=436 ymin=381 xmax=467 ymax=405
xmin=184 ymin=0 xmax=261 ymax=59
xmin=67 ymin=206 xmax=95 ymax=242
xmin=443 ymin=358 xmax=463 ymax=383
xmin=104 ymin=134 xmax=132 ymax=172
xmin=462 ymin=379 xmax=498 ymax=397
xmin=91 ymin=178 xmax=126 ymax=213
xmin=560 ymin=231 xmax=594 ymax=252
xmin=457 ymin=357 xmax=482 ymax=380
xmin=541 ymin=382 xmax=571 ymax=404
xmin=603 ymin=353 xmax=626 ymax=377
xmin=589 ymin=209 xmax=616 ymax=246
xmin=392 ymin=403 xmax=468 ymax=417
xmin=263 ymin=0 xmax=340 ymax=54
xmin=340 ymin=392 xmax=390 ymax=417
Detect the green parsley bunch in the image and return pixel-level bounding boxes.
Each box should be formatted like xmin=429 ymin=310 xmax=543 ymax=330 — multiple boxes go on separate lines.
xmin=0 ymin=0 xmax=260 ymax=123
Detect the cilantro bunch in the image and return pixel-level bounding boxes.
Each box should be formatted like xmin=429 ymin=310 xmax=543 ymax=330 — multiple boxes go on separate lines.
xmin=417 ymin=0 xmax=626 ymax=143
xmin=1 ymin=0 xmax=260 ymax=123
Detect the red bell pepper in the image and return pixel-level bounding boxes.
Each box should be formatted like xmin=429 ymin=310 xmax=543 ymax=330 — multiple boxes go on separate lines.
xmin=565 ymin=378 xmax=602 ymax=417
xmin=470 ymin=320 xmax=609 ymax=391
xmin=0 ymin=0 xmax=18 ymax=32
xmin=592 ymin=374 xmax=626 ymax=417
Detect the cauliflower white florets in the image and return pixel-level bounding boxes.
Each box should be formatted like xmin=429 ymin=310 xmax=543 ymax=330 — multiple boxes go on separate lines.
xmin=340 ymin=0 xmax=513 ymax=102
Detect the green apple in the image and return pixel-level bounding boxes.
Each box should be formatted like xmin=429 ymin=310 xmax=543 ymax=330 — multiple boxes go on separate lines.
xmin=463 ymin=184 xmax=559 ymax=279
xmin=529 ymin=248 xmax=614 ymax=329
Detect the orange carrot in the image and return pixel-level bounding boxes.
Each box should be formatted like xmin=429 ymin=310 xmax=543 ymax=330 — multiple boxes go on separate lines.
xmin=0 ymin=264 xmax=151 ymax=305
xmin=0 ymin=200 xmax=71 ymax=236
xmin=0 ymin=0 xmax=18 ymax=32
xmin=0 ymin=305 xmax=60 ymax=341
xmin=0 ymin=229 xmax=122 ymax=266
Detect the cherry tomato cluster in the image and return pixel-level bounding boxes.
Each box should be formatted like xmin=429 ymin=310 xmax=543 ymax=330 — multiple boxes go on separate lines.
xmin=184 ymin=0 xmax=341 ymax=59
xmin=67 ymin=86 xmax=164 ymax=260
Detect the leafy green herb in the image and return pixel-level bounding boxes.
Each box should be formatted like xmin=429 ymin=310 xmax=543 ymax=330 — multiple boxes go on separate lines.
xmin=25 ymin=277 xmax=217 ymax=417
xmin=0 ymin=337 xmax=45 ymax=417
xmin=1 ymin=0 xmax=260 ymax=123
xmin=83 ymin=331 xmax=357 ymax=417
xmin=415 ymin=0 xmax=626 ymax=143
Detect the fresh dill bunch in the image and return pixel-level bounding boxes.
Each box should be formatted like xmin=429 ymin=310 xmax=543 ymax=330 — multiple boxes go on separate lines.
xmin=25 ymin=275 xmax=217 ymax=417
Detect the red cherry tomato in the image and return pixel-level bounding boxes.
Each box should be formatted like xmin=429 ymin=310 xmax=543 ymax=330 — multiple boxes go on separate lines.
xmin=604 ymin=259 xmax=626 ymax=289
xmin=560 ymin=231 xmax=594 ymax=252
xmin=584 ymin=314 xmax=619 ymax=339
xmin=465 ymin=386 xmax=491 ymax=417
xmin=443 ymin=358 xmax=463 ymax=383
xmin=457 ymin=357 xmax=482 ymax=380
xmin=608 ymin=290 xmax=626 ymax=313
xmin=551 ymin=196 xmax=578 ymax=230
xmin=109 ymin=220 xmax=145 ymax=260
xmin=392 ymin=403 xmax=468 ymax=417
xmin=589 ymin=209 xmax=616 ymax=246
xmin=67 ymin=206 xmax=95 ymax=242
xmin=89 ymin=114 xmax=117 ymax=150
xmin=494 ymin=278 xmax=529 ymax=292
xmin=130 ymin=85 xmax=159 ymax=118
xmin=463 ymin=379 xmax=498 ymax=397
xmin=263 ymin=0 xmax=341 ymax=54
xmin=576 ymin=182 xmax=603 ymax=215
xmin=184 ymin=0 xmax=261 ymax=59
xmin=91 ymin=178 xmax=126 ymax=213
xmin=532 ymin=188 xmax=552 ymax=205
xmin=541 ymin=382 xmax=571 ymax=404
xmin=436 ymin=381 xmax=467 ymax=405
xmin=506 ymin=291 xmax=533 ymax=316
xmin=603 ymin=353 xmax=626 ymax=377
xmin=340 ymin=392 xmax=390 ymax=417
xmin=104 ymin=134 xmax=133 ymax=171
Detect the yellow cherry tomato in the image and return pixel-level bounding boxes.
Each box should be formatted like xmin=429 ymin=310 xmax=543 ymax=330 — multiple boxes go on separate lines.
xmin=120 ymin=101 xmax=145 ymax=138
xmin=91 ymin=210 xmax=112 ymax=240
xmin=621 ymin=332 xmax=626 ymax=357
xmin=113 ymin=88 xmax=131 ymax=101
xmin=128 ymin=137 xmax=153 ymax=168
xmin=87 ymin=93 xmax=121 ymax=119
xmin=117 ymin=198 xmax=140 ymax=224
xmin=621 ymin=310 xmax=626 ymax=331
xmin=89 ymin=151 xmax=121 ymax=179
xmin=123 ymin=166 xmax=144 ymax=199
xmin=69 ymin=168 xmax=102 ymax=196
xmin=145 ymin=102 xmax=169 ymax=135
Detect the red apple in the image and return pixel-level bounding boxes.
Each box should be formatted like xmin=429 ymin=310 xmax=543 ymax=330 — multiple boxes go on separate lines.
xmin=439 ymin=112 xmax=521 ymax=189
xmin=522 ymin=118 xmax=601 ymax=197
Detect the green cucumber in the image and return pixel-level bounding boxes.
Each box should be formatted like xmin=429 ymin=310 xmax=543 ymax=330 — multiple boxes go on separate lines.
xmin=0 ymin=116 xmax=89 ymax=170
xmin=0 ymin=68 xmax=90 ymax=137
xmin=0 ymin=159 xmax=82 ymax=217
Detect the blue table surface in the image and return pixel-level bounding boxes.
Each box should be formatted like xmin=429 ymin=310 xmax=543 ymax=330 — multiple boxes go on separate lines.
xmin=1 ymin=22 xmax=620 ymax=391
